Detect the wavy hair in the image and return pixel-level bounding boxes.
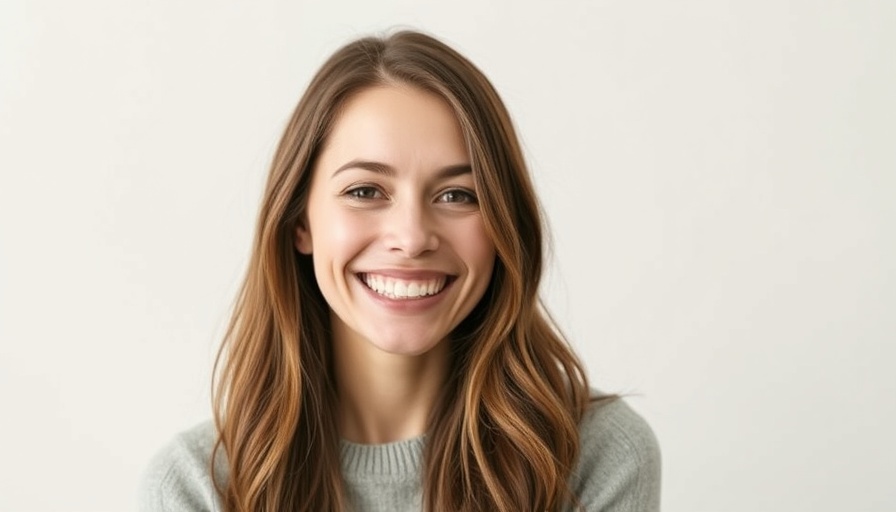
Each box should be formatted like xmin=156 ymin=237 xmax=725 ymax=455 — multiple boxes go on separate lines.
xmin=212 ymin=30 xmax=593 ymax=511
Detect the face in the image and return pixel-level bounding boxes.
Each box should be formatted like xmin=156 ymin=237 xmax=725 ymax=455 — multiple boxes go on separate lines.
xmin=295 ymin=84 xmax=496 ymax=357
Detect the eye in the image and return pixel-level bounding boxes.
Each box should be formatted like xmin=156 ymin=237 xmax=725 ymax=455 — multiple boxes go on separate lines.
xmin=345 ymin=186 xmax=385 ymax=200
xmin=437 ymin=188 xmax=478 ymax=204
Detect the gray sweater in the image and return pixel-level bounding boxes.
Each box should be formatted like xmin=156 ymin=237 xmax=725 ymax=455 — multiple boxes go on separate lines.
xmin=139 ymin=397 xmax=661 ymax=511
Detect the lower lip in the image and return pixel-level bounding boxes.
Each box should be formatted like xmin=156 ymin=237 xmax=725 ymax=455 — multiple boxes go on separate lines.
xmin=356 ymin=275 xmax=453 ymax=314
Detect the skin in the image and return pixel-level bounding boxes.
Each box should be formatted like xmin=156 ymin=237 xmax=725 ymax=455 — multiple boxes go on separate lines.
xmin=295 ymin=84 xmax=496 ymax=444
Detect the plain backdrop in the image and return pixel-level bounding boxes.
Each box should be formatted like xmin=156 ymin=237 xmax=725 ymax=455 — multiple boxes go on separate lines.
xmin=1 ymin=1 xmax=894 ymax=511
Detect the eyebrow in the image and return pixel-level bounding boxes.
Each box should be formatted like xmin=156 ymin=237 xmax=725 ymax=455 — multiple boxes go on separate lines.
xmin=331 ymin=160 xmax=472 ymax=180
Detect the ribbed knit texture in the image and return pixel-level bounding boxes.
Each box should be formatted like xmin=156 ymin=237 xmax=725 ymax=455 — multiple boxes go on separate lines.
xmin=341 ymin=437 xmax=426 ymax=476
xmin=340 ymin=437 xmax=426 ymax=512
xmin=139 ymin=396 xmax=661 ymax=511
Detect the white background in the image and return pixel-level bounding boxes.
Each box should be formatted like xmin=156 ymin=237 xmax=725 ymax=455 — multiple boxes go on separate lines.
xmin=1 ymin=1 xmax=894 ymax=511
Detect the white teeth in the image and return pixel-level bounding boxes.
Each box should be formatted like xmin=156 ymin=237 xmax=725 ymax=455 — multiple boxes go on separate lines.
xmin=362 ymin=274 xmax=447 ymax=299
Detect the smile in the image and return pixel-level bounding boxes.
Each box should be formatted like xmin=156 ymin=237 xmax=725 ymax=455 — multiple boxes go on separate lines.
xmin=359 ymin=273 xmax=451 ymax=300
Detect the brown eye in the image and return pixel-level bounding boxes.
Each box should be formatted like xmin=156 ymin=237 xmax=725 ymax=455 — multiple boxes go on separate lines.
xmin=437 ymin=189 xmax=478 ymax=204
xmin=346 ymin=186 xmax=384 ymax=200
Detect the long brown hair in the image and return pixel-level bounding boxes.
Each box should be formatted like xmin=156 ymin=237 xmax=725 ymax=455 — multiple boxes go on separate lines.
xmin=212 ymin=30 xmax=592 ymax=511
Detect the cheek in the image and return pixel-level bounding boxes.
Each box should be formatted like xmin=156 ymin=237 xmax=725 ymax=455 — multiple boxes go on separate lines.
xmin=311 ymin=209 xmax=374 ymax=264
xmin=457 ymin=219 xmax=497 ymax=273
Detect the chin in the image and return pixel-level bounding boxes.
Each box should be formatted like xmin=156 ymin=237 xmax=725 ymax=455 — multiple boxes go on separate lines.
xmin=369 ymin=334 xmax=446 ymax=357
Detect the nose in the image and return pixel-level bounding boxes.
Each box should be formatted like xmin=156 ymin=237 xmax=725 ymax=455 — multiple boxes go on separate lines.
xmin=383 ymin=200 xmax=439 ymax=257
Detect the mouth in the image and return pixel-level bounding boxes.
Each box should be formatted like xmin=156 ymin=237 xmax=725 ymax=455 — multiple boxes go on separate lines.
xmin=357 ymin=272 xmax=455 ymax=300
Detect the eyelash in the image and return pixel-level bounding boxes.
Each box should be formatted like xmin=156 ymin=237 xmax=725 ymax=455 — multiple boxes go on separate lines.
xmin=436 ymin=188 xmax=478 ymax=204
xmin=343 ymin=186 xmax=478 ymax=205
xmin=346 ymin=186 xmax=384 ymax=200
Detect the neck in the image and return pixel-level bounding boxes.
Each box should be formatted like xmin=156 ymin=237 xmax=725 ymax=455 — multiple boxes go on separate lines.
xmin=333 ymin=328 xmax=450 ymax=445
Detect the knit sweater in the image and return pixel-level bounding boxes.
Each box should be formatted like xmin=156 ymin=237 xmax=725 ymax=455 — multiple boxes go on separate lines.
xmin=138 ymin=396 xmax=661 ymax=511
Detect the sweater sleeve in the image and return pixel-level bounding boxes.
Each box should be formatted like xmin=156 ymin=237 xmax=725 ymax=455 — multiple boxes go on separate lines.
xmin=569 ymin=397 xmax=662 ymax=512
xmin=137 ymin=421 xmax=223 ymax=512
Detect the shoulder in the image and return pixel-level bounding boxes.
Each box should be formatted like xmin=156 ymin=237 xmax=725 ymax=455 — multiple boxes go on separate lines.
xmin=138 ymin=420 xmax=225 ymax=512
xmin=570 ymin=393 xmax=662 ymax=511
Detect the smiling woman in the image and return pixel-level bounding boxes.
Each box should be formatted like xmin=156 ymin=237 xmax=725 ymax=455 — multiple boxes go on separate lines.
xmin=139 ymin=30 xmax=660 ymax=512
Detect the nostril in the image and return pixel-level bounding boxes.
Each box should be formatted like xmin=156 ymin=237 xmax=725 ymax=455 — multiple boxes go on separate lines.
xmin=385 ymin=227 xmax=439 ymax=256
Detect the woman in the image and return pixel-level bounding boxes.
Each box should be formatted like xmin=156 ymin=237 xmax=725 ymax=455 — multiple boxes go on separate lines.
xmin=140 ymin=30 xmax=660 ymax=512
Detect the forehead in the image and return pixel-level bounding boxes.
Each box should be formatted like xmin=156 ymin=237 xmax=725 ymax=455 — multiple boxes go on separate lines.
xmin=318 ymin=84 xmax=470 ymax=170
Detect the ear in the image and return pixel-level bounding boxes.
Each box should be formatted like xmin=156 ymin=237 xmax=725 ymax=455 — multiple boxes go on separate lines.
xmin=294 ymin=221 xmax=313 ymax=255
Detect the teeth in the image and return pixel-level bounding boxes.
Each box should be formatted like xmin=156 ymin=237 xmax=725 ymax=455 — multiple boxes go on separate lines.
xmin=362 ymin=274 xmax=447 ymax=299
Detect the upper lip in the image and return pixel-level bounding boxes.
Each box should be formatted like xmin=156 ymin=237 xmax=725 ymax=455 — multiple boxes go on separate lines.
xmin=356 ymin=269 xmax=456 ymax=280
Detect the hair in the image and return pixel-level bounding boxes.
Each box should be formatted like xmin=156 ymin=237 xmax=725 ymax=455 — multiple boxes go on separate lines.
xmin=212 ymin=29 xmax=596 ymax=512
